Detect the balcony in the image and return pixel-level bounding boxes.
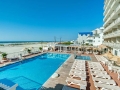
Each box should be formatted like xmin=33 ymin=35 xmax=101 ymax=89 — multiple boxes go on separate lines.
xmin=103 ymin=42 xmax=114 ymax=48
xmin=104 ymin=0 xmax=117 ymax=21
xmin=104 ymin=17 xmax=120 ymax=32
xmin=103 ymin=30 xmax=120 ymax=39
xmin=86 ymin=37 xmax=93 ymax=41
xmin=113 ymin=43 xmax=120 ymax=49
xmin=104 ymin=4 xmax=120 ymax=27
xmin=104 ymin=0 xmax=112 ymax=15
xmin=103 ymin=42 xmax=120 ymax=49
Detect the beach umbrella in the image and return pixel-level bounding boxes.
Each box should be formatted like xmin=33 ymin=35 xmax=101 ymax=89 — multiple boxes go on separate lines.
xmin=115 ymin=58 xmax=120 ymax=65
xmin=20 ymin=48 xmax=28 ymax=51
xmin=29 ymin=47 xmax=34 ymax=50
xmin=110 ymin=56 xmax=120 ymax=61
xmin=107 ymin=54 xmax=114 ymax=59
xmin=103 ymin=52 xmax=113 ymax=59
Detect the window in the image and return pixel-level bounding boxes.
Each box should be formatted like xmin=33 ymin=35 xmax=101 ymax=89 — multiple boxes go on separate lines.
xmin=115 ymin=50 xmax=117 ymax=56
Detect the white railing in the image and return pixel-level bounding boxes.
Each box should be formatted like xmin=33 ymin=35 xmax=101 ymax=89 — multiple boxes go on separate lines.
xmin=104 ymin=0 xmax=116 ymax=21
xmin=104 ymin=17 xmax=120 ymax=32
xmin=114 ymin=43 xmax=120 ymax=49
xmin=104 ymin=0 xmax=112 ymax=16
xmin=104 ymin=4 xmax=120 ymax=27
xmin=103 ymin=30 xmax=120 ymax=39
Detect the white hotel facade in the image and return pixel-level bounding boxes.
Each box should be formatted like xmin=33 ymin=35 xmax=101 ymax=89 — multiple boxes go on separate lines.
xmin=103 ymin=0 xmax=120 ymax=56
xmin=77 ymin=27 xmax=103 ymax=46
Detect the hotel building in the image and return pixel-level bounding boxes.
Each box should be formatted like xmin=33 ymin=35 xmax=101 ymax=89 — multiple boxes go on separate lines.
xmin=103 ymin=0 xmax=120 ymax=56
xmin=77 ymin=32 xmax=93 ymax=45
xmin=77 ymin=27 xmax=103 ymax=46
xmin=92 ymin=27 xmax=104 ymax=46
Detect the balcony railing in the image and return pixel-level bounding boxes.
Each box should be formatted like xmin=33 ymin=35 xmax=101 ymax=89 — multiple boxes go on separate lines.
xmin=104 ymin=0 xmax=112 ymax=16
xmin=104 ymin=0 xmax=116 ymax=21
xmin=103 ymin=42 xmax=120 ymax=49
xmin=104 ymin=17 xmax=120 ymax=32
xmin=104 ymin=4 xmax=120 ymax=27
xmin=114 ymin=43 xmax=120 ymax=49
xmin=103 ymin=30 xmax=120 ymax=39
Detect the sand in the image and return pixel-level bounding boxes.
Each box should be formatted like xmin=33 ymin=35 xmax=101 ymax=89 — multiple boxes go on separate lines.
xmin=0 ymin=43 xmax=49 ymax=60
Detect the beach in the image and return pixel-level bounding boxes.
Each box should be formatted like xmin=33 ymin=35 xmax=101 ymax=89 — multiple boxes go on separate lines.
xmin=0 ymin=43 xmax=50 ymax=60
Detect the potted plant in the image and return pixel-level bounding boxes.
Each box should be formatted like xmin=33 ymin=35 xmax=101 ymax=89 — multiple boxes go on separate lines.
xmin=2 ymin=53 xmax=7 ymax=60
xmin=39 ymin=47 xmax=43 ymax=51
xmin=27 ymin=49 xmax=31 ymax=54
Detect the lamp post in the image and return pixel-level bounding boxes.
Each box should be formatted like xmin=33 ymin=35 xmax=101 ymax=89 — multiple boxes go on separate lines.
xmin=54 ymin=36 xmax=56 ymax=44
xmin=83 ymin=40 xmax=85 ymax=54
xmin=60 ymin=37 xmax=62 ymax=52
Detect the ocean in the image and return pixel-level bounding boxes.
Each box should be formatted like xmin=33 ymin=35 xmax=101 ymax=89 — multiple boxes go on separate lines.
xmin=0 ymin=41 xmax=55 ymax=45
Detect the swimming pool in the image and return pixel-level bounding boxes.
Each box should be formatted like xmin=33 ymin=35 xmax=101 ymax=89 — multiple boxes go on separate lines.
xmin=0 ymin=53 xmax=70 ymax=90
xmin=75 ymin=55 xmax=91 ymax=60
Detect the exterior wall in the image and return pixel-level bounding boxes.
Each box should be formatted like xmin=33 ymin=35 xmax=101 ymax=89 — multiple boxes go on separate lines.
xmin=86 ymin=36 xmax=94 ymax=45
xmin=103 ymin=0 xmax=120 ymax=56
xmin=92 ymin=27 xmax=104 ymax=46
xmin=77 ymin=29 xmax=103 ymax=46
xmin=93 ymin=33 xmax=103 ymax=46
xmin=113 ymin=48 xmax=120 ymax=57
xmin=77 ymin=34 xmax=90 ymax=45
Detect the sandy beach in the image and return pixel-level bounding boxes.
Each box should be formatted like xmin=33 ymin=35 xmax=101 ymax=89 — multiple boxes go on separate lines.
xmin=0 ymin=43 xmax=49 ymax=60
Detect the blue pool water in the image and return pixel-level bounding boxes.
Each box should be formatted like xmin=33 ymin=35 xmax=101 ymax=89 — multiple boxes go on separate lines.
xmin=75 ymin=55 xmax=91 ymax=60
xmin=0 ymin=53 xmax=70 ymax=90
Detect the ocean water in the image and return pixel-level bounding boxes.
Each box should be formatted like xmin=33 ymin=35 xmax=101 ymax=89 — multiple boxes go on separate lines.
xmin=0 ymin=41 xmax=55 ymax=45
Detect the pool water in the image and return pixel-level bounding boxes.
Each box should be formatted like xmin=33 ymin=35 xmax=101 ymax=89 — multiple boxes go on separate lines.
xmin=75 ymin=55 xmax=91 ymax=60
xmin=0 ymin=53 xmax=70 ymax=90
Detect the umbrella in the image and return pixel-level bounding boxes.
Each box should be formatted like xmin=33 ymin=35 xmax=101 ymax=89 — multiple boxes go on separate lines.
xmin=98 ymin=44 xmax=107 ymax=48
xmin=29 ymin=47 xmax=34 ymax=50
xmin=107 ymin=54 xmax=114 ymax=59
xmin=110 ymin=56 xmax=120 ymax=61
xmin=20 ymin=48 xmax=28 ymax=51
xmin=103 ymin=52 xmax=113 ymax=59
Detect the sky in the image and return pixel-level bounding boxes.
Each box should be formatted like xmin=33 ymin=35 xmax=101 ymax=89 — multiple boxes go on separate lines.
xmin=0 ymin=0 xmax=104 ymax=41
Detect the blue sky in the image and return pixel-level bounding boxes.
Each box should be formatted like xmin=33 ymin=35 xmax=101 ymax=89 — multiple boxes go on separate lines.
xmin=0 ymin=0 xmax=104 ymax=41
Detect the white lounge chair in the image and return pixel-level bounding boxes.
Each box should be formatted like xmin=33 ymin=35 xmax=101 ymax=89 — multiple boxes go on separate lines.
xmin=80 ymin=85 xmax=86 ymax=90
xmin=66 ymin=77 xmax=87 ymax=87
xmin=70 ymin=69 xmax=86 ymax=74
xmin=69 ymin=72 xmax=86 ymax=80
